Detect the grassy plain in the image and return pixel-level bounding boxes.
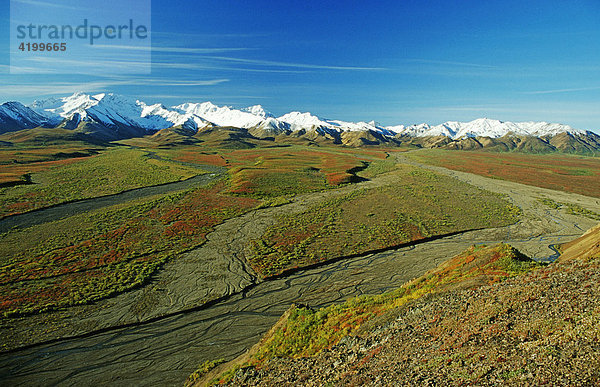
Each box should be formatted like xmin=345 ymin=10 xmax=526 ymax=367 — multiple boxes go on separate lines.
xmin=0 ymin=144 xmax=387 ymax=317
xmin=248 ymin=164 xmax=521 ymax=277
xmin=0 ymin=147 xmax=203 ymax=217
xmin=0 ymin=140 xmax=102 ymax=187
xmin=0 ymin=182 xmax=259 ymax=316
xmin=408 ymin=150 xmax=600 ymax=198
xmin=155 ymin=145 xmax=389 ymax=198
xmin=0 ymin=144 xmax=517 ymax=320
xmin=537 ymin=197 xmax=600 ymax=220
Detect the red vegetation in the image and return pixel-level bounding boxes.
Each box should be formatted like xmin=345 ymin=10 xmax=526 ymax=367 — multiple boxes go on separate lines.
xmin=0 ymin=156 xmax=88 ymax=185
xmin=223 ymin=147 xmax=378 ymax=197
xmin=418 ymin=151 xmax=600 ymax=198
xmin=0 ymin=183 xmax=259 ymax=316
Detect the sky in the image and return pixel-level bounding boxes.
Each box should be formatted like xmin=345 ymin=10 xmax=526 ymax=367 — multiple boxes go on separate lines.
xmin=1 ymin=0 xmax=600 ymax=132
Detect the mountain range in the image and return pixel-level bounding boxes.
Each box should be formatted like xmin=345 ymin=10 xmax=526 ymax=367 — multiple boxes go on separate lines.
xmin=1 ymin=92 xmax=599 ymax=153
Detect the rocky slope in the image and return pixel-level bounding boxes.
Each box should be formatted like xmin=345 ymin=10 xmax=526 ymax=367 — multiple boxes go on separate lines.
xmin=193 ymin=225 xmax=600 ymax=386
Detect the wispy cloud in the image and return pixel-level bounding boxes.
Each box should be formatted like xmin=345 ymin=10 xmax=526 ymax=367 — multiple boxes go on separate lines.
xmin=24 ymin=55 xmax=306 ymax=75
xmin=0 ymin=78 xmax=229 ymax=98
xmin=406 ymin=59 xmax=497 ymax=69
xmin=206 ymin=56 xmax=387 ymax=71
xmin=11 ymin=0 xmax=89 ymax=11
xmin=86 ymin=46 xmax=384 ymax=72
xmin=142 ymin=79 xmax=229 ymax=86
xmin=0 ymin=81 xmax=129 ymax=97
xmin=15 ymin=55 xmax=310 ymax=75
xmin=152 ymin=61 xmax=309 ymax=73
xmin=152 ymin=31 xmax=268 ymax=39
xmin=143 ymin=94 xmax=268 ymax=101
xmin=0 ymin=63 xmax=57 ymax=74
xmin=522 ymin=86 xmax=600 ymax=95
xmin=23 ymin=56 xmax=150 ymax=74
xmin=92 ymin=45 xmax=254 ymax=54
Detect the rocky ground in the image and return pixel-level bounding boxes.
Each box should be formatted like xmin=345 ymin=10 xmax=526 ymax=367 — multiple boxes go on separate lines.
xmin=223 ymin=243 xmax=600 ymax=386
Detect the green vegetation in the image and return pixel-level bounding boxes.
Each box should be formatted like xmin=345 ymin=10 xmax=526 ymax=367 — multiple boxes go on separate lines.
xmin=564 ymin=203 xmax=600 ymax=220
xmin=537 ymin=197 xmax=600 ymax=220
xmin=152 ymin=144 xmax=390 ymax=199
xmin=0 ymin=144 xmax=99 ymax=186
xmin=0 ymin=143 xmax=522 ymax=336
xmin=0 ymin=141 xmax=99 ymax=165
xmin=0 ymin=147 xmax=204 ymax=217
xmin=0 ymin=144 xmax=390 ymax=318
xmin=254 ymin=196 xmax=293 ymax=209
xmin=255 ymin=244 xmax=536 ymax=360
xmin=223 ymin=146 xmax=378 ymax=198
xmin=0 ymin=182 xmax=259 ymax=316
xmin=537 ymin=197 xmax=562 ymax=209
xmin=356 ymin=156 xmax=398 ymax=179
xmin=185 ymin=358 xmax=226 ymax=386
xmin=249 ymin=164 xmax=521 ymax=277
xmin=199 ymin=244 xmax=539 ymax=385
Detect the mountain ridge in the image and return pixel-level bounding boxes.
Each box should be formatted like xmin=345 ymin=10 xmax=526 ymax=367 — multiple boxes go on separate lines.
xmin=0 ymin=93 xmax=599 ymax=153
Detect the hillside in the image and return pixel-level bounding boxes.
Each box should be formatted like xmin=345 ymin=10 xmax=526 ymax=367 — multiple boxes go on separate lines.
xmin=193 ymin=225 xmax=600 ymax=386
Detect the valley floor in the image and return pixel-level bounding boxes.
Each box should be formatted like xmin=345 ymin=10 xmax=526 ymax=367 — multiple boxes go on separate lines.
xmin=1 ymin=150 xmax=599 ymax=385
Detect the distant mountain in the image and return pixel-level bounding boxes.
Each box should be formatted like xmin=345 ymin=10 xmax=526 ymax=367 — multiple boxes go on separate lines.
xmin=0 ymin=102 xmax=56 ymax=133
xmin=0 ymin=92 xmax=598 ymax=153
xmin=393 ymin=118 xmax=586 ymax=139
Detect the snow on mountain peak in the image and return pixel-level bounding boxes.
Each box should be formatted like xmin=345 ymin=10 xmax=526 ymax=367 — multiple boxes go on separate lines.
xmin=390 ymin=118 xmax=585 ymax=139
xmin=11 ymin=93 xmax=588 ymax=139
xmin=242 ymin=105 xmax=273 ymax=118
xmin=0 ymin=101 xmax=52 ymax=128
xmin=2 ymin=101 xmax=27 ymax=110
xmin=277 ymin=111 xmax=332 ymax=130
xmin=173 ymin=102 xmax=271 ymax=128
xmin=30 ymin=92 xmax=100 ymax=121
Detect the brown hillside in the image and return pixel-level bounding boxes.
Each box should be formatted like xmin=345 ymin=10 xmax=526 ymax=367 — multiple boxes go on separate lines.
xmin=559 ymin=223 xmax=600 ymax=262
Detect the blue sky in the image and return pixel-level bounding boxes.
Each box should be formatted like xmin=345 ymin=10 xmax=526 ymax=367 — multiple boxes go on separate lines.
xmin=1 ymin=0 xmax=600 ymax=131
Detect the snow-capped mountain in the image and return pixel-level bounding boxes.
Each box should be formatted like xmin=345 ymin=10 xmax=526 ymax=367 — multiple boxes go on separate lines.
xmin=22 ymin=93 xmax=398 ymax=137
xmin=0 ymin=93 xmax=595 ymax=146
xmin=242 ymin=105 xmax=274 ymax=118
xmin=173 ymin=102 xmax=269 ymax=129
xmin=30 ymin=93 xmax=188 ymax=132
xmin=0 ymin=101 xmax=56 ymax=133
xmin=30 ymin=92 xmax=100 ymax=122
xmin=394 ymin=118 xmax=585 ymax=140
xmin=276 ymin=111 xmax=395 ymax=135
